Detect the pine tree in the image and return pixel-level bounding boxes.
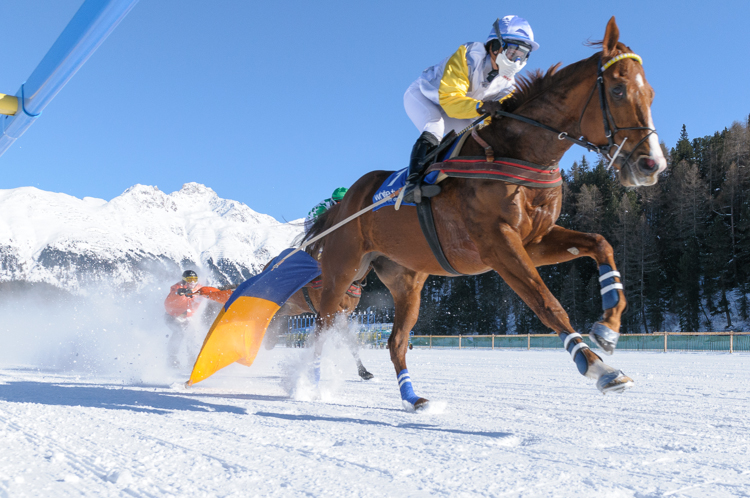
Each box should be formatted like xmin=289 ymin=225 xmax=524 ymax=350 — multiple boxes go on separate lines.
xmin=672 ymin=124 xmax=694 ymax=164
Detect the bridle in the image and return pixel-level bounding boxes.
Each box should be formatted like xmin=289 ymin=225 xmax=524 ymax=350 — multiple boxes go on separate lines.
xmin=587 ymin=53 xmax=657 ymax=169
xmin=484 ymin=52 xmax=657 ymax=170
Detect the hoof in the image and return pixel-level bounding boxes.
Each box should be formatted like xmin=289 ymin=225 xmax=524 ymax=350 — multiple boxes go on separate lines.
xmin=358 ymin=368 xmax=374 ymax=380
xmin=597 ymin=370 xmax=634 ymax=394
xmin=402 ymin=398 xmax=430 ymax=412
xmin=590 ymin=322 xmax=619 ymax=355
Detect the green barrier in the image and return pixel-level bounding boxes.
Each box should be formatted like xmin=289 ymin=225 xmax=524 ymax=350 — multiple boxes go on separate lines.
xmin=614 ymin=334 xmax=664 ymax=351
xmin=734 ymin=334 xmax=750 ymax=352
xmin=408 ymin=333 xmax=750 ymax=352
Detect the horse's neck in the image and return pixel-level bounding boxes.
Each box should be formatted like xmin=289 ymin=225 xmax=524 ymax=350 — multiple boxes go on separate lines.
xmin=485 ymin=60 xmax=600 ymax=166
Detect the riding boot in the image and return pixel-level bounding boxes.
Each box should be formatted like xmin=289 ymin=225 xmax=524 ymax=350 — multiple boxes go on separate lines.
xmin=403 ymin=131 xmax=440 ymax=202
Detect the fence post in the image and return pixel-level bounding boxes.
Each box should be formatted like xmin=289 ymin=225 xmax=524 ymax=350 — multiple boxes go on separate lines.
xmin=730 ymin=331 xmax=733 ymax=354
xmin=492 ymin=334 xmax=494 ymax=350
xmin=429 ymin=335 xmax=432 ymax=349
xmin=664 ymin=332 xmax=667 ymax=353
xmin=527 ymin=333 xmax=530 ymax=350
xmin=459 ymin=335 xmax=462 ymax=349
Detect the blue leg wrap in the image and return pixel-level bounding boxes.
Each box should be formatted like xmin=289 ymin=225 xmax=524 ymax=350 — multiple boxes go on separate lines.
xmin=559 ymin=332 xmax=595 ymax=375
xmin=397 ymin=369 xmax=420 ymax=406
xmin=599 ymin=264 xmax=623 ymax=311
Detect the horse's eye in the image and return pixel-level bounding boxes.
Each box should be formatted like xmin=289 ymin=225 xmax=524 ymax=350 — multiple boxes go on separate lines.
xmin=611 ymin=85 xmax=625 ymax=99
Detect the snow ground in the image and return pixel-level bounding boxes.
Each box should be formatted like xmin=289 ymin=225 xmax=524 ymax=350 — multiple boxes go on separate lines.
xmin=1 ymin=348 xmax=748 ymax=497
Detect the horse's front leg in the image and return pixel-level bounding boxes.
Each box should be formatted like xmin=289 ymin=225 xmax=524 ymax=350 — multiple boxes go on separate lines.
xmin=372 ymin=258 xmax=429 ymax=410
xmin=475 ymin=224 xmax=633 ymax=394
xmin=525 ymin=225 xmax=626 ymax=355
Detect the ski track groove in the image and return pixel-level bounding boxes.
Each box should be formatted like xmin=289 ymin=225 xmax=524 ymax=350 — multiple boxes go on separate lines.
xmin=0 ymin=410 xmax=168 ymax=497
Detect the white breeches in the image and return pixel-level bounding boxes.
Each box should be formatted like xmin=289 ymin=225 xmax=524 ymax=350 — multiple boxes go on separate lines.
xmin=403 ymin=80 xmax=476 ymax=141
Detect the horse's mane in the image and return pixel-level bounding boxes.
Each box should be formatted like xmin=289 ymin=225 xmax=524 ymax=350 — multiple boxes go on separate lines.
xmin=300 ymin=202 xmax=341 ymax=258
xmin=503 ymin=40 xmax=629 ymax=113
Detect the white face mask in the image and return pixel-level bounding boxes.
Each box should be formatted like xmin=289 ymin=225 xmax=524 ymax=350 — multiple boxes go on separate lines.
xmin=495 ymin=52 xmax=527 ymax=79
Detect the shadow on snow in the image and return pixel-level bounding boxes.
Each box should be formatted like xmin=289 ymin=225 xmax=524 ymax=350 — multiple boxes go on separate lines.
xmin=254 ymin=411 xmax=514 ymax=439
xmin=0 ymin=381 xmax=246 ymax=415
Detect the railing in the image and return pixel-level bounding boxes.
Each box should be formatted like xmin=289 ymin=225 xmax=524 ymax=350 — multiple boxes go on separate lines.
xmin=285 ymin=312 xmax=394 ymax=348
xmin=409 ymin=332 xmax=750 ymax=353
xmin=283 ymin=313 xmax=749 ymax=352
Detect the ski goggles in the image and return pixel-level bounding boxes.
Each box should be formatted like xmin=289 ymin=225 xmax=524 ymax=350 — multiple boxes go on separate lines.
xmin=503 ymin=41 xmax=532 ymax=63
xmin=183 ymin=276 xmax=198 ymax=282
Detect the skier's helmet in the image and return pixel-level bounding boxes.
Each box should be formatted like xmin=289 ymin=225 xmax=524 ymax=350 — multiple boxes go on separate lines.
xmin=331 ymin=187 xmax=348 ymax=202
xmin=182 ymin=270 xmax=198 ymax=282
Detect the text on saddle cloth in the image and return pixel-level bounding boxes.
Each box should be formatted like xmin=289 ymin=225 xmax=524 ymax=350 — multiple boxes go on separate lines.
xmin=373 ymin=167 xmax=441 ymax=211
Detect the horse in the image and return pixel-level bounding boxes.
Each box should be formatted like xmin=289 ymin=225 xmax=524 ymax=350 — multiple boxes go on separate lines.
xmin=262 ymin=261 xmax=375 ymax=380
xmin=305 ymin=17 xmax=667 ymax=410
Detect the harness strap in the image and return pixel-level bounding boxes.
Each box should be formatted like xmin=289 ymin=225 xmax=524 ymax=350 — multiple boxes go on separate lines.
xmin=471 ymin=128 xmax=495 ymax=162
xmin=417 ymin=197 xmax=462 ymax=275
xmin=301 ymin=287 xmax=317 ymax=314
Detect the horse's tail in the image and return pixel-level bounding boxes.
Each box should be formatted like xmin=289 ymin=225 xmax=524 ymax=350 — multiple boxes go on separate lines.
xmin=301 ymin=202 xmax=342 ymax=258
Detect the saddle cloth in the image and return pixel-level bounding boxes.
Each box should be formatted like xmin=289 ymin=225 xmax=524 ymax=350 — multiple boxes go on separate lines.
xmin=306 ymin=277 xmax=362 ymax=298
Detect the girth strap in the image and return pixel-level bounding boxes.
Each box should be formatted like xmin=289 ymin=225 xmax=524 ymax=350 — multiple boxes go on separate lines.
xmin=416 ymin=196 xmax=462 ymax=275
xmin=301 ymin=287 xmax=317 ymax=314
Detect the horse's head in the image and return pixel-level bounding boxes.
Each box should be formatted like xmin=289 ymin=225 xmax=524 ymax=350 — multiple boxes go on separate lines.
xmin=581 ymin=17 xmax=667 ymax=187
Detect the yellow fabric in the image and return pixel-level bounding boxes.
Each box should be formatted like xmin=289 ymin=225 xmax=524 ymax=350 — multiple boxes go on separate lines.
xmin=438 ymin=45 xmax=482 ymax=119
xmin=186 ymin=297 xmax=280 ymax=385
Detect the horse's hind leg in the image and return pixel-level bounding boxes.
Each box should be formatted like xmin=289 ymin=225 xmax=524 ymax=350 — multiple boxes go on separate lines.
xmin=371 ymin=257 xmax=429 ymax=410
xmin=525 ymin=225 xmax=626 ymax=355
xmin=475 ymin=224 xmax=633 ymax=394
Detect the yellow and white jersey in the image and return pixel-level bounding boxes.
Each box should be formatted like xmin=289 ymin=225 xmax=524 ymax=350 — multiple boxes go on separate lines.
xmin=417 ymin=42 xmax=515 ymax=119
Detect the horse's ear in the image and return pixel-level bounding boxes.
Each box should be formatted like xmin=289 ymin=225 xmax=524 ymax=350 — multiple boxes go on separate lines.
xmin=602 ymin=16 xmax=620 ymax=57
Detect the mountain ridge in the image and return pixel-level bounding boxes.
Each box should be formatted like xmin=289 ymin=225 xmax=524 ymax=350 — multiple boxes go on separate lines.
xmin=0 ymin=182 xmax=303 ymax=294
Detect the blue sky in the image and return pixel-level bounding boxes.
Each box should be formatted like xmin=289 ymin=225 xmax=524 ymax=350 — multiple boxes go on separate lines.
xmin=2 ymin=0 xmax=749 ymax=221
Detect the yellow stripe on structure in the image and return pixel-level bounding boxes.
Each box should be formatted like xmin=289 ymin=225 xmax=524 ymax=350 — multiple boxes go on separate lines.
xmin=187 ymin=296 xmax=280 ymax=385
xmin=0 ymin=93 xmax=19 ymax=116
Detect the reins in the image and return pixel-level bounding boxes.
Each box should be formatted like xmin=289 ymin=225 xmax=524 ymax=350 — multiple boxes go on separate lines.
xmin=480 ymin=52 xmax=655 ymax=169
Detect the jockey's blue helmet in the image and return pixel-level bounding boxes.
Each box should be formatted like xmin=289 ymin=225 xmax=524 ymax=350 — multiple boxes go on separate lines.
xmin=486 ymin=15 xmax=539 ymax=51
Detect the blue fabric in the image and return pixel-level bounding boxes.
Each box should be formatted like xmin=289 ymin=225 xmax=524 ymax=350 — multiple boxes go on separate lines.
xmin=397 ymin=369 xmax=420 ymax=405
xmin=599 ymin=264 xmax=620 ymax=311
xmin=372 ymin=168 xmax=441 ymax=211
xmin=224 ymin=248 xmax=321 ymax=309
xmin=559 ymin=333 xmax=590 ymax=376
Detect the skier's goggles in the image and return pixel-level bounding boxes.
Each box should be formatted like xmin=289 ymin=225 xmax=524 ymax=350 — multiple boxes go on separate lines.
xmin=504 ymin=42 xmax=532 ymax=63
xmin=183 ymin=276 xmax=198 ymax=282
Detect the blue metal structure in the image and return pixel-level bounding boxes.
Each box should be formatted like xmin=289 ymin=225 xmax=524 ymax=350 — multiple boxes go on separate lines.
xmin=0 ymin=0 xmax=139 ymax=158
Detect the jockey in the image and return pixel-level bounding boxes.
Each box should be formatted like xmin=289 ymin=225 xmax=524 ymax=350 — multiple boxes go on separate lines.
xmin=304 ymin=187 xmax=348 ymax=232
xmin=402 ymin=15 xmax=539 ymax=191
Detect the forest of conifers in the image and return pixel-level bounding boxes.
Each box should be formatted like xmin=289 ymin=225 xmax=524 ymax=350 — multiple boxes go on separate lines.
xmin=357 ymin=116 xmax=750 ymax=334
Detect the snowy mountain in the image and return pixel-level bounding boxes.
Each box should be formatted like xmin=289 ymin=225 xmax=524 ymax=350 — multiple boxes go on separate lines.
xmin=0 ymin=182 xmax=303 ymax=293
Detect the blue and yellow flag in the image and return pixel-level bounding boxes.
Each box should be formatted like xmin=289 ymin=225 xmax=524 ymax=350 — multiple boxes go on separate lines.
xmin=187 ymin=248 xmax=321 ymax=385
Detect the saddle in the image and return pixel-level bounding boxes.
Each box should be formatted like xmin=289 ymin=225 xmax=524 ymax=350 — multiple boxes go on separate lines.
xmin=409 ymin=125 xmax=562 ymax=275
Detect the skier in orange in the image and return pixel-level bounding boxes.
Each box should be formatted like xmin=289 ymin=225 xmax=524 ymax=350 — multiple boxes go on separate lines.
xmin=164 ymin=270 xmax=233 ymax=367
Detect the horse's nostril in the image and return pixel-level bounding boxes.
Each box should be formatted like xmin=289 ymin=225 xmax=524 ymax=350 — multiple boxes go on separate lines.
xmin=641 ymin=158 xmax=656 ymax=170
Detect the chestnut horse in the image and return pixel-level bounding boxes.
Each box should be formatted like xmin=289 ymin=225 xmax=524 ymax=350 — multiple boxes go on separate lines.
xmin=306 ymin=18 xmax=667 ymax=410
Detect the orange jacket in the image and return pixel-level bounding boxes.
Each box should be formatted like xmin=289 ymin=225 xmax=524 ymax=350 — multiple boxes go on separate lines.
xmin=164 ymin=283 xmax=233 ymax=318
